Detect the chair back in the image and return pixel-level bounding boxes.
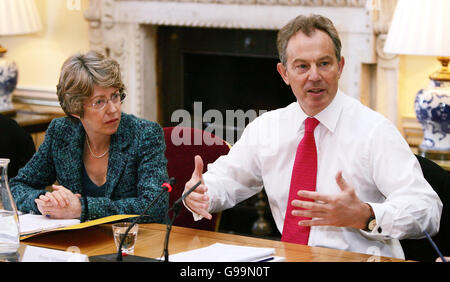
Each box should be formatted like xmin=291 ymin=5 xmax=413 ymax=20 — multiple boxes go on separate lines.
xmin=400 ymin=155 xmax=450 ymax=261
xmin=163 ymin=127 xmax=230 ymax=231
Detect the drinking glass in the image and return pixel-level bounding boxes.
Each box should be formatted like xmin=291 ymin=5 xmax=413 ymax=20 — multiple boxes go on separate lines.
xmin=112 ymin=222 xmax=138 ymax=255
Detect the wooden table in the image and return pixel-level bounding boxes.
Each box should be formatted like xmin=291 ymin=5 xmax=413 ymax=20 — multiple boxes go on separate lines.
xmin=22 ymin=223 xmax=404 ymax=262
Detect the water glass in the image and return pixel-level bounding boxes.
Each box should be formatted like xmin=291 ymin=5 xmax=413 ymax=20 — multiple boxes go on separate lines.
xmin=112 ymin=222 xmax=138 ymax=255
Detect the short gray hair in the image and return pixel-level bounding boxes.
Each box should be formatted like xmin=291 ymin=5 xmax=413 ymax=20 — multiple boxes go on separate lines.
xmin=56 ymin=51 xmax=125 ymax=122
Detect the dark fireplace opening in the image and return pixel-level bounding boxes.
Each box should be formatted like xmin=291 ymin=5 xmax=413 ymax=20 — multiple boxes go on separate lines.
xmin=183 ymin=53 xmax=292 ymax=117
xmin=158 ymin=26 xmax=294 ymax=144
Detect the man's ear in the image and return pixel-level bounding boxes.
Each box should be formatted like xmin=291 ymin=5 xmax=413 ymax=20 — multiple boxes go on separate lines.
xmin=277 ymin=62 xmax=290 ymax=86
xmin=337 ymin=56 xmax=345 ymax=79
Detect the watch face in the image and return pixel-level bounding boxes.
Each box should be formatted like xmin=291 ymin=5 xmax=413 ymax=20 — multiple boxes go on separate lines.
xmin=368 ymin=219 xmax=377 ymax=231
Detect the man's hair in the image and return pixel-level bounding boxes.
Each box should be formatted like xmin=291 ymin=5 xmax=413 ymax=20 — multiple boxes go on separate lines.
xmin=56 ymin=50 xmax=125 ymax=122
xmin=277 ymin=14 xmax=342 ymax=66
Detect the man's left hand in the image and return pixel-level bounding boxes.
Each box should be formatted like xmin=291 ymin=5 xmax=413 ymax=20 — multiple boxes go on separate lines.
xmin=291 ymin=171 xmax=372 ymax=230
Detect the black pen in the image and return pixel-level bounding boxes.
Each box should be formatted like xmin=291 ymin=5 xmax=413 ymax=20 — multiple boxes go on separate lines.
xmin=257 ymin=257 xmax=274 ymax=262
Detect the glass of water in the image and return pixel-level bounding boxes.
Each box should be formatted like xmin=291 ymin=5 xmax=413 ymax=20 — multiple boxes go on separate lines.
xmin=112 ymin=222 xmax=139 ymax=255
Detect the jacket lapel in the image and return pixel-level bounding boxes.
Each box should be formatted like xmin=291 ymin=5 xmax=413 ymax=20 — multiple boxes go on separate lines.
xmin=104 ymin=114 xmax=130 ymax=198
xmin=55 ymin=120 xmax=84 ymax=195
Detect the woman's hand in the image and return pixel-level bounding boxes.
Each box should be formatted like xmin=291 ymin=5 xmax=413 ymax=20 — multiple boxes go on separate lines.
xmin=35 ymin=185 xmax=82 ymax=219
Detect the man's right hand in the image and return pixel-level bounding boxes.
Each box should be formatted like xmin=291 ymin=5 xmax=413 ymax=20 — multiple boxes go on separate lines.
xmin=184 ymin=155 xmax=212 ymax=220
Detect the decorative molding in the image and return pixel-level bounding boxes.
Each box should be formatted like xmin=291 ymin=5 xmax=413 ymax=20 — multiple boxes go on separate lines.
xmin=376 ymin=33 xmax=396 ymax=60
xmin=83 ymin=0 xmax=104 ymax=52
xmin=369 ymin=0 xmax=397 ymax=35
xmin=102 ymin=0 xmax=115 ymax=29
xmin=370 ymin=0 xmax=398 ymax=60
xmin=118 ymin=0 xmax=366 ymax=7
xmin=368 ymin=0 xmax=400 ymax=124
xmin=111 ymin=1 xmax=372 ymax=32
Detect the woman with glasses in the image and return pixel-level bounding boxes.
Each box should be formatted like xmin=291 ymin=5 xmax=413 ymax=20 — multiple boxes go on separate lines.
xmin=10 ymin=51 xmax=169 ymax=222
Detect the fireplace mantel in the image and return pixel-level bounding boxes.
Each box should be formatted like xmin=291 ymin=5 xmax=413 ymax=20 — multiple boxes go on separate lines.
xmin=84 ymin=0 xmax=399 ymax=124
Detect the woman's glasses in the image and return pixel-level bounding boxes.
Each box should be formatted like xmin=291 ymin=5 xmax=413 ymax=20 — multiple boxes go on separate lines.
xmin=88 ymin=92 xmax=126 ymax=110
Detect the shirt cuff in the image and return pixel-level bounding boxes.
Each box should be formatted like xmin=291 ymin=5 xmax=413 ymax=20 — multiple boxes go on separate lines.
xmin=360 ymin=202 xmax=389 ymax=238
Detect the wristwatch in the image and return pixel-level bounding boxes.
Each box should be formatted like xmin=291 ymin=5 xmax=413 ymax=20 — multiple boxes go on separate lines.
xmin=364 ymin=215 xmax=377 ymax=232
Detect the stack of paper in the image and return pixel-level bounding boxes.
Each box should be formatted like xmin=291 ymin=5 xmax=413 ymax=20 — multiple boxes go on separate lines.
xmin=167 ymin=243 xmax=277 ymax=262
xmin=21 ymin=245 xmax=88 ymax=262
xmin=19 ymin=214 xmax=80 ymax=236
xmin=19 ymin=214 xmax=140 ymax=240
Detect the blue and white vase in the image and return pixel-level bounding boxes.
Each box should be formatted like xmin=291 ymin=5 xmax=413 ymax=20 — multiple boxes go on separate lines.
xmin=0 ymin=52 xmax=18 ymax=111
xmin=415 ymin=79 xmax=450 ymax=160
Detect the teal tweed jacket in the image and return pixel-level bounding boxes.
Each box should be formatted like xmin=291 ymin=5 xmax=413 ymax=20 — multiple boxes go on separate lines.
xmin=10 ymin=113 xmax=169 ymax=223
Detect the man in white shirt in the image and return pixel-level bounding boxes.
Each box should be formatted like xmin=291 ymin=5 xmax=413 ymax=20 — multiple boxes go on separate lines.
xmin=182 ymin=14 xmax=442 ymax=259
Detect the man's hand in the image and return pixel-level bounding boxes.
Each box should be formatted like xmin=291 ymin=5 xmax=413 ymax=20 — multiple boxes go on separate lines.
xmin=291 ymin=171 xmax=372 ymax=230
xmin=183 ymin=155 xmax=212 ymax=220
xmin=35 ymin=185 xmax=82 ymax=219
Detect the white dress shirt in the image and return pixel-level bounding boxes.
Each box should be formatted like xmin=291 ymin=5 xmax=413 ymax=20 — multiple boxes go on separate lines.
xmin=194 ymin=90 xmax=442 ymax=259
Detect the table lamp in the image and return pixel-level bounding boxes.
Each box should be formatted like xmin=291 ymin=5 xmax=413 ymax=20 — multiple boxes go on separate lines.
xmin=384 ymin=0 xmax=450 ymax=162
xmin=0 ymin=0 xmax=42 ymax=114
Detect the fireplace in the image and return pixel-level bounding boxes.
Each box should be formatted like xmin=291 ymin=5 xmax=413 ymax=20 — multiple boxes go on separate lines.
xmin=83 ymin=0 xmax=400 ymax=125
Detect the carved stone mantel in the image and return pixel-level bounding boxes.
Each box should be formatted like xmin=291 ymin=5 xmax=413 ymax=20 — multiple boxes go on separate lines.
xmin=84 ymin=0 xmax=399 ymax=124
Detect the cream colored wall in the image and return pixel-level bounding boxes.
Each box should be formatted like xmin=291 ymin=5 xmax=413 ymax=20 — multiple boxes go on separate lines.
xmin=397 ymin=55 xmax=440 ymax=120
xmin=0 ymin=0 xmax=90 ymax=92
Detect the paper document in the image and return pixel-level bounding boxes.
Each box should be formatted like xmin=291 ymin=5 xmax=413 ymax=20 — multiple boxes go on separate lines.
xmin=21 ymin=245 xmax=88 ymax=262
xmin=19 ymin=214 xmax=80 ymax=236
xmin=167 ymin=243 xmax=275 ymax=262
xmin=19 ymin=214 xmax=139 ymax=239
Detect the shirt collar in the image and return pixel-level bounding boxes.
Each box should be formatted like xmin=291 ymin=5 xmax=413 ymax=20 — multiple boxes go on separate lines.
xmin=292 ymin=89 xmax=344 ymax=133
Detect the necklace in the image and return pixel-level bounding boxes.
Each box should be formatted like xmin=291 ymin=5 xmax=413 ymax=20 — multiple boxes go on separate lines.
xmin=86 ymin=137 xmax=109 ymax=159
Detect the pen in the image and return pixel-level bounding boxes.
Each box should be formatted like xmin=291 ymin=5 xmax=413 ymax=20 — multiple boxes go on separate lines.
xmin=424 ymin=231 xmax=447 ymax=262
xmin=257 ymin=257 xmax=274 ymax=262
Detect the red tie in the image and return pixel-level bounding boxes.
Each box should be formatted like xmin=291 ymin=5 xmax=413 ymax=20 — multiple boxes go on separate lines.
xmin=282 ymin=117 xmax=320 ymax=245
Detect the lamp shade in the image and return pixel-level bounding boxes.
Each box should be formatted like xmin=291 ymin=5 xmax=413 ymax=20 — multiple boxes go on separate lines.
xmin=0 ymin=0 xmax=42 ymax=36
xmin=384 ymin=0 xmax=450 ymax=57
